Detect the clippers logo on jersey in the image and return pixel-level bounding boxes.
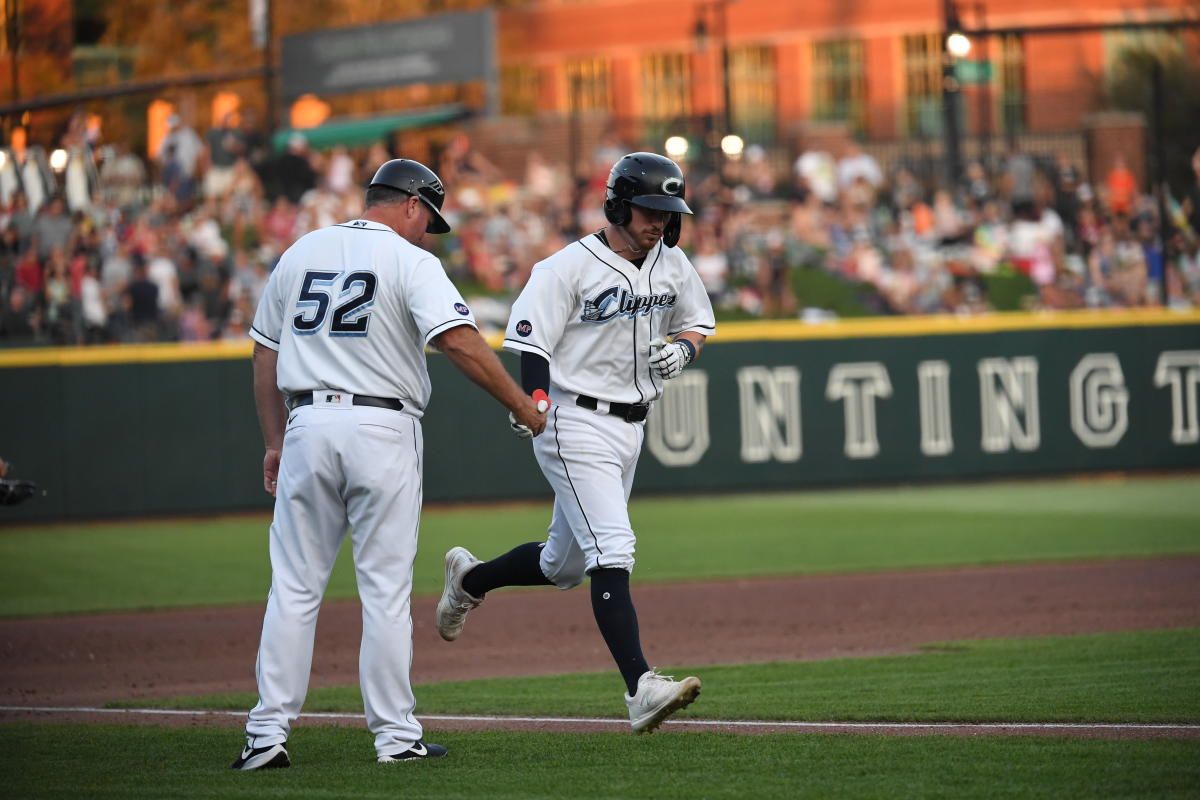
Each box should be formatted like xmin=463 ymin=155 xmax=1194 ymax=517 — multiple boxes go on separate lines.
xmin=454 ymin=303 xmax=470 ymax=316
xmin=581 ymin=286 xmax=677 ymax=324
xmin=515 ymin=319 xmax=533 ymax=337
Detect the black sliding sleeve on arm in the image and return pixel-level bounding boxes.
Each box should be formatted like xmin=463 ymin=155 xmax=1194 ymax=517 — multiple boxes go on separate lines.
xmin=520 ymin=350 xmax=551 ymax=395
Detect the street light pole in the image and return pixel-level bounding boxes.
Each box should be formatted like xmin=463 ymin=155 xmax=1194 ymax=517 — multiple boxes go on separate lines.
xmin=942 ymin=0 xmax=964 ymax=191
xmin=975 ymin=0 xmax=990 ymax=171
xmin=1151 ymin=59 xmax=1171 ymax=305
xmin=568 ymin=72 xmax=582 ymax=237
xmin=720 ymin=0 xmax=732 ymax=139
xmin=5 ymin=0 xmax=19 ymax=137
xmin=263 ymin=0 xmax=277 ymax=144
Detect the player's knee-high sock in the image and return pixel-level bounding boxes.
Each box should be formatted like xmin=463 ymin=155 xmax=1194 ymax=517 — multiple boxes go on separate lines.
xmin=462 ymin=541 xmax=552 ymax=598
xmin=589 ymin=567 xmax=651 ymax=696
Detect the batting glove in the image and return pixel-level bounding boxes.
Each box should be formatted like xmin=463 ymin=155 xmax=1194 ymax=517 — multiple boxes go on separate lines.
xmin=509 ymin=391 xmax=550 ymax=439
xmin=509 ymin=412 xmax=534 ymax=439
xmin=649 ymin=339 xmax=695 ymax=380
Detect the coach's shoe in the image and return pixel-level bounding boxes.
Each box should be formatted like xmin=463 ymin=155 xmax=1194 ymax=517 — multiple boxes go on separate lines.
xmin=377 ymin=740 xmax=449 ymax=763
xmin=436 ymin=546 xmax=483 ymax=642
xmin=625 ymin=669 xmax=702 ymax=733
xmin=230 ymin=739 xmax=290 ymax=770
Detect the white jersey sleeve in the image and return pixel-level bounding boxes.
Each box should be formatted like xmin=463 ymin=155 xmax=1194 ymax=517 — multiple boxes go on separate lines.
xmin=249 ymin=260 xmax=288 ymax=351
xmin=666 ymin=258 xmax=717 ymax=338
xmin=405 ymin=256 xmax=478 ymax=344
xmin=502 ymin=265 xmax=575 ymax=361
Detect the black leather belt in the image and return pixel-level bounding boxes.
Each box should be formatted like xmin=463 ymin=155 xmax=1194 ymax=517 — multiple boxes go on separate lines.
xmin=287 ymin=393 xmax=405 ymax=412
xmin=575 ymin=394 xmax=650 ymax=423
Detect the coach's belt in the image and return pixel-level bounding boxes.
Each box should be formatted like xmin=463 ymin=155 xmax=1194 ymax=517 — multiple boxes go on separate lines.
xmin=575 ymin=394 xmax=650 ymax=423
xmin=287 ymin=393 xmax=405 ymax=412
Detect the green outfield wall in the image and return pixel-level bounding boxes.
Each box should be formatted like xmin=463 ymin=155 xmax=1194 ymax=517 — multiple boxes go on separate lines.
xmin=1 ymin=310 xmax=1197 ymax=523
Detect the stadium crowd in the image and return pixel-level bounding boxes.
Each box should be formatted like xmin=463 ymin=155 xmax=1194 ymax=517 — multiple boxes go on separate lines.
xmin=1 ymin=112 xmax=1198 ymax=346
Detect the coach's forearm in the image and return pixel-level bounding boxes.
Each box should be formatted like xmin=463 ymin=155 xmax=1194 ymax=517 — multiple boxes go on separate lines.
xmin=434 ymin=325 xmax=529 ymax=414
xmin=252 ymin=343 xmax=287 ymax=451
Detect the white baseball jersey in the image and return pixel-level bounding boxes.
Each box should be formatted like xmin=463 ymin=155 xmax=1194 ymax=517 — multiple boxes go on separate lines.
xmin=501 ymin=234 xmax=715 ymax=404
xmin=243 ymin=217 xmax=474 ymax=757
xmin=250 ymin=219 xmax=477 ymax=416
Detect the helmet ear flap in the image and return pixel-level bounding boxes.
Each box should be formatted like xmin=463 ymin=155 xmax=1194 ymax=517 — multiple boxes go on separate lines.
xmin=663 ymin=212 xmax=681 ymax=247
xmin=603 ymin=197 xmax=631 ymax=226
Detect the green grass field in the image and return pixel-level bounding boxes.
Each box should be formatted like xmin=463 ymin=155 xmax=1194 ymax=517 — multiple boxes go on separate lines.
xmin=1 ymin=724 xmax=1197 ymax=800
xmin=2 ymin=476 xmax=1198 ymax=616
xmin=124 ymin=628 xmax=1200 ymax=724
xmin=4 ymin=476 xmax=1199 ymax=799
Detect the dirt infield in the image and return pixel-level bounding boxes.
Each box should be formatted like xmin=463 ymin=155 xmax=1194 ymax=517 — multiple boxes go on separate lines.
xmin=2 ymin=556 xmax=1198 ymax=718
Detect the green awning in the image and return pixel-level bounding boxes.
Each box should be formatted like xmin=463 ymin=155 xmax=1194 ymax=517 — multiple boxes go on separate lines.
xmin=272 ymin=104 xmax=469 ymax=151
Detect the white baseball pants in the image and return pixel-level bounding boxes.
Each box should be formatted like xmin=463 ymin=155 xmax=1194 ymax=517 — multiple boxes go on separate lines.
xmin=245 ymin=401 xmax=424 ymax=756
xmin=533 ymin=400 xmax=645 ymax=587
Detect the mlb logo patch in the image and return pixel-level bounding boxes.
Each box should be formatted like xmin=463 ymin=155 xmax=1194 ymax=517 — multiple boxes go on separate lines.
xmin=454 ymin=303 xmax=470 ymax=316
xmin=516 ymin=320 xmax=533 ymax=337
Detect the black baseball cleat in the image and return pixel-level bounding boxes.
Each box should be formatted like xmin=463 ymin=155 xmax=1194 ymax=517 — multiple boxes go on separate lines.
xmin=377 ymin=740 xmax=449 ymax=763
xmin=230 ymin=740 xmax=291 ymax=770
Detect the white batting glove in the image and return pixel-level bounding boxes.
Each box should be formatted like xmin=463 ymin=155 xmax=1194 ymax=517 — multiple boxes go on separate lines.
xmin=649 ymin=339 xmax=694 ymax=380
xmin=509 ymin=412 xmax=534 ymax=439
xmin=509 ymin=392 xmax=550 ymax=439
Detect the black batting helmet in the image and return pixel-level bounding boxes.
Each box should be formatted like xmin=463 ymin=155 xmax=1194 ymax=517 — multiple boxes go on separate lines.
xmin=603 ymin=152 xmax=693 ymax=247
xmin=368 ymin=158 xmax=451 ymax=234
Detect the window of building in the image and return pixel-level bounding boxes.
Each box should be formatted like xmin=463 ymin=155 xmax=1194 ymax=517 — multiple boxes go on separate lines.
xmin=641 ymin=52 xmax=692 ymax=121
xmin=501 ymin=64 xmax=540 ymax=116
xmin=641 ymin=52 xmax=693 ymax=144
xmin=903 ymin=33 xmax=944 ymax=137
xmin=565 ymin=57 xmax=612 ymax=113
xmin=996 ymin=34 xmax=1026 ymax=137
xmin=729 ymin=45 xmax=776 ymax=144
xmin=811 ymin=39 xmax=867 ymax=134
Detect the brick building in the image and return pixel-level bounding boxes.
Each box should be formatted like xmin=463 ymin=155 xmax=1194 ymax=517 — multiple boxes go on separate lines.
xmin=493 ymin=0 xmax=1197 ymax=150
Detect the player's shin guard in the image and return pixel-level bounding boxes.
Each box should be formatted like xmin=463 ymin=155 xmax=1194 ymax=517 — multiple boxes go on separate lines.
xmin=462 ymin=541 xmax=553 ymax=598
xmin=589 ymin=568 xmax=651 ymax=695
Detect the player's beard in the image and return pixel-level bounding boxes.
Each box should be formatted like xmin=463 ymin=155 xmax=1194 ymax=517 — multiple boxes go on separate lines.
xmin=629 ymin=225 xmax=662 ymax=252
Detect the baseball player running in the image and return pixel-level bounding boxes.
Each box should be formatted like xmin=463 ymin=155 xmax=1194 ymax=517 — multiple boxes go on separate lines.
xmin=437 ymin=152 xmax=715 ymax=733
xmin=233 ymin=159 xmax=546 ymax=770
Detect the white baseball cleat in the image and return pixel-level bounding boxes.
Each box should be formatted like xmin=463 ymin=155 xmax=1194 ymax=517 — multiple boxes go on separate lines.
xmin=625 ymin=669 xmax=701 ymax=733
xmin=436 ymin=546 xmax=483 ymax=642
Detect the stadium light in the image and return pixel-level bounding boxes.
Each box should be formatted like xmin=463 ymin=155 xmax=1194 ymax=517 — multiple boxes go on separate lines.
xmin=664 ymin=135 xmax=689 ymax=160
xmin=947 ymin=32 xmax=972 ymax=58
xmin=49 ymin=149 xmax=69 ymax=172
xmin=720 ymin=134 xmax=744 ymax=159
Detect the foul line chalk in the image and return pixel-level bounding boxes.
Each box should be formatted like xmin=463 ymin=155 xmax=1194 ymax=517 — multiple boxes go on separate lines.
xmin=0 ymin=705 xmax=1196 ymax=733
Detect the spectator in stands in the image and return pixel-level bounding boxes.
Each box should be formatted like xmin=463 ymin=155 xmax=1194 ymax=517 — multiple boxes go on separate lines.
xmin=1184 ymin=145 xmax=1200 ymax=239
xmin=690 ymin=221 xmax=729 ymax=304
xmin=42 ymin=247 xmax=73 ymax=344
xmin=0 ymin=285 xmax=36 ymax=341
xmin=204 ymin=111 xmax=246 ymax=201
xmin=5 ymin=191 xmax=34 ymax=250
xmin=98 ymin=142 xmax=147 ymax=212
xmin=1105 ymin=154 xmax=1137 ymax=218
xmin=158 ymin=114 xmax=204 ymax=204
xmin=275 ymin=133 xmax=317 ymax=204
xmin=125 ymin=255 xmax=159 ymax=341
xmin=79 ymin=259 xmax=107 ymax=343
xmin=836 ymin=140 xmax=883 ymax=195
xmin=31 ymin=195 xmax=73 ymax=261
